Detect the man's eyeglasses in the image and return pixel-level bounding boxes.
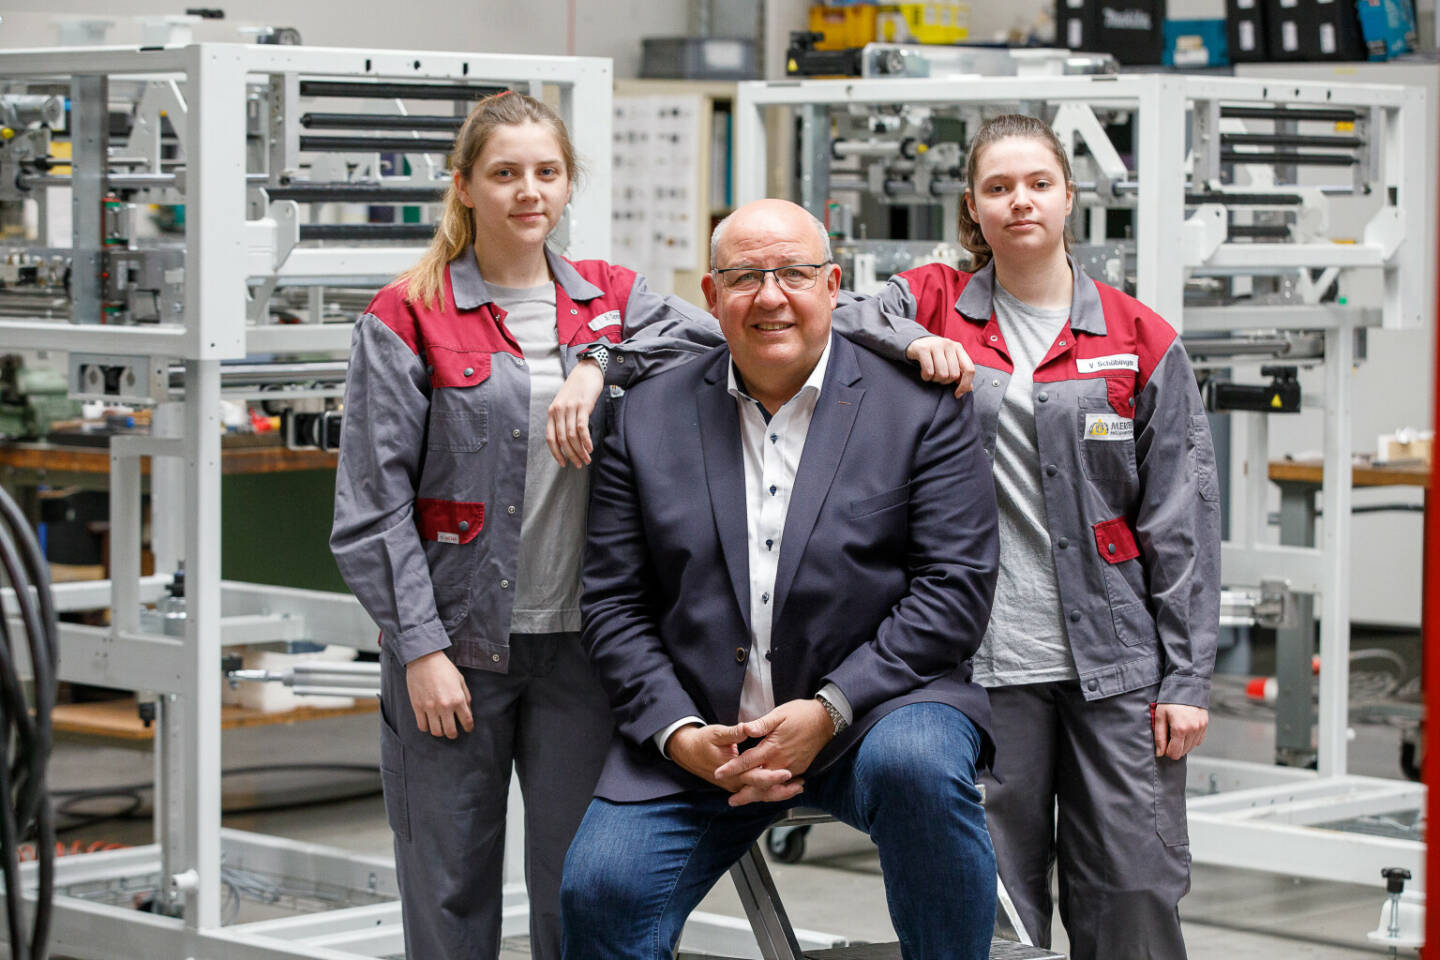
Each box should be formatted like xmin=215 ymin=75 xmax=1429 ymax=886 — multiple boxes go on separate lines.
xmin=711 ymin=262 xmax=831 ymax=293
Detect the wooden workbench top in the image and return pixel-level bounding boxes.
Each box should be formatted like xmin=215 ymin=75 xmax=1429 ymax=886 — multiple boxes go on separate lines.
xmin=0 ymin=440 xmax=338 ymax=475
xmin=1268 ymin=459 xmax=1431 ymax=488
xmin=53 ymin=697 xmax=376 ymax=741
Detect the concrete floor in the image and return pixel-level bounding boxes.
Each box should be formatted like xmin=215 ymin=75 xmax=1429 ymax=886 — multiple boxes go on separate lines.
xmin=44 ymin=670 xmax=1422 ymax=960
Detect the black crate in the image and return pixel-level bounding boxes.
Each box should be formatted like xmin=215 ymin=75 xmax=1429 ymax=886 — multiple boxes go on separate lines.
xmin=1095 ymin=0 xmax=1168 ymax=64
xmin=1056 ymin=0 xmax=1099 ymax=50
xmin=1264 ymin=0 xmax=1309 ymax=58
xmin=1265 ymin=0 xmax=1367 ymax=58
xmin=1308 ymin=0 xmax=1368 ymax=58
xmin=1226 ymin=0 xmax=1270 ymax=60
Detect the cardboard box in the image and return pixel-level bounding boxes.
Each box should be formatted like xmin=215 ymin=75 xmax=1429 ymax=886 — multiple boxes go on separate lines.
xmin=1165 ymin=17 xmax=1230 ymax=64
xmin=1354 ymin=0 xmax=1419 ymax=58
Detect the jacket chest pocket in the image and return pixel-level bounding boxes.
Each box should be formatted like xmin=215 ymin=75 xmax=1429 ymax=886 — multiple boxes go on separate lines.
xmin=427 ymin=349 xmax=491 ymax=451
xmin=1077 ymin=396 xmax=1137 ymax=480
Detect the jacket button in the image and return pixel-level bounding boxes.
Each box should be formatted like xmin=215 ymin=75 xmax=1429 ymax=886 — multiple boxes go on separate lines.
xmin=989 ymin=334 xmax=998 ymax=342
xmin=1057 ymin=537 xmax=1068 ymax=549
xmin=507 ymin=505 xmax=517 ymax=515
xmin=1045 ymin=464 xmax=1058 ymax=477
xmin=513 ymin=356 xmax=525 ymax=367
xmin=1107 ymin=543 xmax=1117 ymax=555
xmin=1069 ymin=610 xmax=1081 ymax=623
xmin=736 ymin=647 xmax=747 ymax=663
xmin=463 ymin=367 xmax=474 ymax=377
xmin=615 ymin=354 xmax=625 ymax=364
xmin=512 ymin=428 xmax=522 ymax=438
xmin=500 ymin=579 xmax=510 ymax=589
xmin=458 ymin=520 xmax=469 ymax=532
xmin=1087 ymin=679 xmax=1098 ymax=691
xmin=570 ymin=307 xmax=578 ymax=315
xmin=492 ymin=653 xmax=501 ymax=663
xmin=991 ymin=379 xmax=1000 ymax=387
xmin=1037 ymin=392 xmax=1048 ymax=402
xmin=1059 ymin=340 xmax=1066 ymax=347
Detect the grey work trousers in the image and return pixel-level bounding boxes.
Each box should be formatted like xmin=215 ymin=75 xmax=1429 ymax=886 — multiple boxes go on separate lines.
xmin=981 ymin=681 xmax=1191 ymax=960
xmin=378 ymin=632 xmax=614 ymax=960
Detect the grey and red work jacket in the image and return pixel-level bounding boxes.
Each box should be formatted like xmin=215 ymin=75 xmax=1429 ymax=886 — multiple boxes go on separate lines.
xmin=330 ymin=247 xmax=726 ymax=672
xmin=857 ymin=257 xmax=1221 ymax=709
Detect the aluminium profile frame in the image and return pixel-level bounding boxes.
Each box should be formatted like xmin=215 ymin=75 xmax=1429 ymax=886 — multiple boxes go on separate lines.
xmin=733 ymin=75 xmax=1428 ymax=898
xmin=0 ymin=42 xmax=613 ymax=960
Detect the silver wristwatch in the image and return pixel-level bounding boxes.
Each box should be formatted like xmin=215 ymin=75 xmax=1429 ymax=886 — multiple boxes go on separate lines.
xmin=816 ymin=695 xmax=848 ymax=736
xmin=581 ymin=344 xmax=610 ymax=376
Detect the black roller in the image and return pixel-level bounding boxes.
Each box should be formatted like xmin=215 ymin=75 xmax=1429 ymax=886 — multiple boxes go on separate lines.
xmin=300 ymin=135 xmax=456 ymax=153
xmin=299 ymin=80 xmax=508 ymax=101
xmin=1228 ymin=224 xmax=1293 ymax=239
xmin=300 ymin=112 xmax=464 ymax=131
xmin=1185 ymin=192 xmax=1304 ymax=206
xmin=300 ymin=223 xmax=436 ymax=241
xmin=1219 ymin=105 xmax=1361 ymax=123
xmin=1222 ymin=133 xmax=1363 ymax=149
xmin=1221 ymin=150 xmax=1357 ymax=167
xmin=265 ymin=184 xmax=446 ymax=203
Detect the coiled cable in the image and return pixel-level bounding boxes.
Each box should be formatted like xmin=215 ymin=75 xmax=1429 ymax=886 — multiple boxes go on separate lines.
xmin=0 ymin=484 xmax=59 ymax=960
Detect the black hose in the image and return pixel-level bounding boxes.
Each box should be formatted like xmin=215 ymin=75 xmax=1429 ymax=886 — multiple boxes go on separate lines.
xmin=0 ymin=484 xmax=59 ymax=960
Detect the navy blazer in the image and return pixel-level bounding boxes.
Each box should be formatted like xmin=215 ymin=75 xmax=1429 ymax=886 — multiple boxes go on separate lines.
xmin=580 ymin=331 xmax=1000 ymax=802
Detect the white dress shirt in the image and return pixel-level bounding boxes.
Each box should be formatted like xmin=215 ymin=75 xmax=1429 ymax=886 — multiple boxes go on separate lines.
xmin=656 ymin=339 xmax=852 ymax=756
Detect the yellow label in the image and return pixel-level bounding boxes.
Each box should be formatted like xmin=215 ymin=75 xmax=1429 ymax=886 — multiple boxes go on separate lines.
xmin=1271 ymin=394 xmax=1283 ymax=408
xmin=1335 ymin=121 xmax=1355 ymax=132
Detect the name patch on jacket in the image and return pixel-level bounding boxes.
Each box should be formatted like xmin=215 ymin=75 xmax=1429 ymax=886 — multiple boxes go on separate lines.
xmin=588 ymin=310 xmax=622 ymax=332
xmin=1077 ymin=354 xmax=1139 ymax=374
xmin=1084 ymin=413 xmax=1134 ymax=441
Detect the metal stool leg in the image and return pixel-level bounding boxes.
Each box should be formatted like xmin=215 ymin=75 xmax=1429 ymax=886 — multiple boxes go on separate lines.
xmin=996 ymin=873 xmax=1032 ymax=946
xmin=728 ymin=841 xmax=805 ymax=960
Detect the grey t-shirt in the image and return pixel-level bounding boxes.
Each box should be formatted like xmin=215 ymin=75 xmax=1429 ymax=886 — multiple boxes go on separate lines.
xmin=488 ymin=282 xmax=588 ymax=635
xmin=972 ymin=281 xmax=1078 ymax=687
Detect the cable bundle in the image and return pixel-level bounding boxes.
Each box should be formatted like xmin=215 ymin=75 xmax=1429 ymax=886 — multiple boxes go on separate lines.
xmin=0 ymin=486 xmax=59 ymax=960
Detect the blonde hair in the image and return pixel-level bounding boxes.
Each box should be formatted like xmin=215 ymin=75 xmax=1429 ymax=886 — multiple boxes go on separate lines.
xmin=958 ymin=114 xmax=1075 ymax=272
xmin=392 ymin=91 xmax=581 ymax=309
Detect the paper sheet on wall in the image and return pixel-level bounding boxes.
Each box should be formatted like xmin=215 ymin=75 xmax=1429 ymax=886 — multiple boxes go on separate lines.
xmin=612 ymin=95 xmax=702 ymax=274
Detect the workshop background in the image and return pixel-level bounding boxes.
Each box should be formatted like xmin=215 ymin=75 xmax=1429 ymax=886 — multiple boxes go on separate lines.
xmin=0 ymin=1 xmax=1436 ymax=958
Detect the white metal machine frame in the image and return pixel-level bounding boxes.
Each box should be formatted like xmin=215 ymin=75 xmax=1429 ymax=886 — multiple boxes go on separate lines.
xmin=0 ymin=42 xmax=621 ymax=960
xmin=735 ymin=74 xmax=1429 ymax=902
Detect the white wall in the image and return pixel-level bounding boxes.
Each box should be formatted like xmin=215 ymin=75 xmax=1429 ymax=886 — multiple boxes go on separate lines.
xmin=0 ymin=1 xmax=690 ymax=78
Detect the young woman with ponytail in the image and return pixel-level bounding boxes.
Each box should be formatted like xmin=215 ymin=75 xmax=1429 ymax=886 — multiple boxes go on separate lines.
xmin=328 ymin=91 xmax=732 ymax=960
xmin=837 ymin=113 xmax=1222 ymax=958
xmin=330 ymin=91 xmax=958 ymax=960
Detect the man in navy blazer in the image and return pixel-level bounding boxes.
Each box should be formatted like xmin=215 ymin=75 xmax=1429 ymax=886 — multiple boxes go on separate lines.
xmin=561 ymin=200 xmax=1000 ymax=960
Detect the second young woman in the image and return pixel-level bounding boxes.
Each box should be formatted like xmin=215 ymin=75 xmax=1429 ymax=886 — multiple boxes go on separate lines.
xmin=837 ymin=113 xmax=1221 ymax=958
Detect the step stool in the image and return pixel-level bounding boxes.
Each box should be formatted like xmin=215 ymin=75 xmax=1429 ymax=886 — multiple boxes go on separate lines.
xmin=726 ymin=808 xmax=1064 ymax=960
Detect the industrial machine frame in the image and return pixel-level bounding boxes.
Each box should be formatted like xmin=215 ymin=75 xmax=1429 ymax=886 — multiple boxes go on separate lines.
xmin=0 ymin=42 xmax=624 ymax=960
xmin=734 ymin=73 xmax=1430 ymax=917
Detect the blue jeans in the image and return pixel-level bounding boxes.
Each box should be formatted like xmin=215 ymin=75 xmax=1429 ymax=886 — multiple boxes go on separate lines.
xmin=560 ymin=702 xmax=996 ymax=960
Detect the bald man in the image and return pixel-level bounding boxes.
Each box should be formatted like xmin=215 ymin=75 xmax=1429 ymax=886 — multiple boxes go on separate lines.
xmin=560 ymin=200 xmax=1001 ymax=960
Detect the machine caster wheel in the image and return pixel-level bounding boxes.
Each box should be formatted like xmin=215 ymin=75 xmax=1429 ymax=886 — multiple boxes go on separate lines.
xmin=765 ymin=824 xmax=809 ymax=864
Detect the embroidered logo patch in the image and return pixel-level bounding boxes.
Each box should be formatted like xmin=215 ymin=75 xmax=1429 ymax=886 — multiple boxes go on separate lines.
xmin=1077 ymin=354 xmax=1139 ymax=374
xmin=1084 ymin=413 xmax=1134 ymax=441
xmin=437 ymin=532 xmax=460 ymax=544
xmin=588 ymin=310 xmax=622 ymax=332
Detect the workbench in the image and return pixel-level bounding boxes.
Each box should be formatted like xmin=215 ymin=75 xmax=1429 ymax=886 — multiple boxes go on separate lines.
xmin=1266 ymin=457 xmax=1428 ymax=766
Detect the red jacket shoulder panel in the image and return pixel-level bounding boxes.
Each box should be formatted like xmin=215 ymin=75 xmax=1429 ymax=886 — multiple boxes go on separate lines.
xmin=363 ymin=282 xmax=424 ymax=356
xmin=1092 ymin=281 xmax=1178 ymax=390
